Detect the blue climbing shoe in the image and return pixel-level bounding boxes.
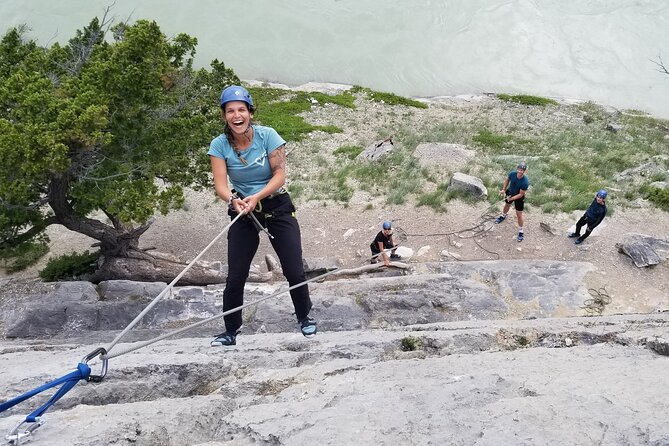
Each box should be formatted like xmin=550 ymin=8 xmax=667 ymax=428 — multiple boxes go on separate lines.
xmin=574 ymin=238 xmax=583 ymax=245
xmin=210 ymin=331 xmax=237 ymax=346
xmin=517 ymin=232 xmax=524 ymax=242
xmin=299 ymin=317 xmax=318 ymax=338
xmin=494 ymin=215 xmax=506 ymax=224
xmin=568 ymin=232 xmax=579 ymax=238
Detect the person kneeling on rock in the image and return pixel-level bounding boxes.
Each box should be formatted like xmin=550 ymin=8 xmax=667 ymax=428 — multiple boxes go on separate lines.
xmin=569 ymin=189 xmax=608 ymax=245
xmin=370 ymin=221 xmax=400 ymax=266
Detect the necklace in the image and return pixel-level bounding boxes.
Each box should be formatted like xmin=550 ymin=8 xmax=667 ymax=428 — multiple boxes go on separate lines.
xmin=232 ymin=126 xmax=253 ymax=165
xmin=234 ymin=148 xmax=248 ymax=165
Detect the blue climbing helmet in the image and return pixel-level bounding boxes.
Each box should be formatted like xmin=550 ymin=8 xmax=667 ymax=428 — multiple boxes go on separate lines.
xmin=596 ymin=189 xmax=608 ymax=199
xmin=382 ymin=221 xmax=392 ymax=230
xmin=220 ymin=85 xmax=254 ymax=110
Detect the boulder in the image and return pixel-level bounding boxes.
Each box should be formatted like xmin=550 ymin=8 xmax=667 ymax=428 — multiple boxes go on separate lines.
xmin=448 ymin=172 xmax=488 ymax=198
xmin=616 ymin=233 xmax=669 ymax=267
xmin=357 ymin=138 xmax=394 ymax=161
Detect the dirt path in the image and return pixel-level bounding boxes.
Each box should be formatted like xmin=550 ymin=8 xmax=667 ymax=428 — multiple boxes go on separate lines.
xmin=9 ymin=188 xmax=667 ymax=317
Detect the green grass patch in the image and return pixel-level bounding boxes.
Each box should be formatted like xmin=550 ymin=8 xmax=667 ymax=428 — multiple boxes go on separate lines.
xmin=248 ymin=87 xmax=352 ymax=141
xmin=287 ymin=181 xmax=305 ymax=200
xmin=497 ymin=94 xmax=558 ymax=106
xmin=333 ymin=145 xmax=363 ymax=159
xmin=417 ymin=183 xmax=450 ymax=213
xmin=472 ymin=130 xmax=513 ymax=150
xmin=351 ymin=86 xmax=427 ymax=109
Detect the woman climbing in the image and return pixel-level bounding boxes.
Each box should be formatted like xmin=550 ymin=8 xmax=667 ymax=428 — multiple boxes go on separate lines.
xmin=208 ymin=85 xmax=316 ymax=346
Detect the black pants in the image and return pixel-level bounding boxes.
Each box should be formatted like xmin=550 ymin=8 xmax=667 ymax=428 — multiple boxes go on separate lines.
xmin=370 ymin=243 xmax=394 ymax=255
xmin=574 ymin=214 xmax=598 ymax=241
xmin=223 ymin=193 xmax=312 ymax=333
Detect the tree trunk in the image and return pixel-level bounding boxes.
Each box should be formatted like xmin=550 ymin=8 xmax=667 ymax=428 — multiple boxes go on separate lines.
xmin=91 ymin=251 xmax=227 ymax=285
xmin=45 ymin=174 xmax=262 ymax=285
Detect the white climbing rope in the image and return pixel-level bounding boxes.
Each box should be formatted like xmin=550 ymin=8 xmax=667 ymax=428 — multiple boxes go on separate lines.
xmin=103 ymin=212 xmax=244 ymax=355
xmin=104 ymin=267 xmax=342 ymax=360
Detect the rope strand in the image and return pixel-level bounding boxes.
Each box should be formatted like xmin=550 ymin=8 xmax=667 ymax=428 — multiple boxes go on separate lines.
xmin=104 ymin=212 xmax=244 ymax=354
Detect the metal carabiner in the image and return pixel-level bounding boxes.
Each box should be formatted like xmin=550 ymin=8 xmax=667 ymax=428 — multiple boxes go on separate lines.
xmin=6 ymin=419 xmax=43 ymax=445
xmin=81 ymin=347 xmax=108 ymax=383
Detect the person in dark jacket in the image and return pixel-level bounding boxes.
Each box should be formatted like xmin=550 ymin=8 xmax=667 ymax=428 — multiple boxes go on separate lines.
xmin=370 ymin=221 xmax=399 ymax=266
xmin=569 ymin=190 xmax=608 ymax=245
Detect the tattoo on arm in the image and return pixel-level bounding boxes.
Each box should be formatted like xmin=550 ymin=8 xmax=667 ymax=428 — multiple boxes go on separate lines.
xmin=270 ymin=146 xmax=286 ymax=174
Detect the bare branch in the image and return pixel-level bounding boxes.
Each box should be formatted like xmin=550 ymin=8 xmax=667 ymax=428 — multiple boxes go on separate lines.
xmin=652 ymin=55 xmax=669 ymax=75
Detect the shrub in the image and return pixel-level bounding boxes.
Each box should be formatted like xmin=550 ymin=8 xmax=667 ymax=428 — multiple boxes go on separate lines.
xmin=40 ymin=251 xmax=100 ymax=282
xmin=645 ymin=187 xmax=669 ymax=211
xmin=497 ymin=94 xmax=558 ymax=106
xmin=350 ymin=86 xmax=428 ymax=109
xmin=401 ymin=336 xmax=422 ymax=351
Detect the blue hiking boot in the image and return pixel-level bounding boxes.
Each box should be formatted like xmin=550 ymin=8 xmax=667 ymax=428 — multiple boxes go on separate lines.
xmin=210 ymin=331 xmax=237 ymax=346
xmin=517 ymin=232 xmax=524 ymax=242
xmin=299 ymin=317 xmax=317 ymax=338
xmin=494 ymin=215 xmax=506 ymax=224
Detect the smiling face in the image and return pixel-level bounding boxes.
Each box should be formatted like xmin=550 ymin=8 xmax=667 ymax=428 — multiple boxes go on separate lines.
xmin=516 ymin=167 xmax=526 ymax=179
xmin=223 ymin=101 xmax=253 ymax=137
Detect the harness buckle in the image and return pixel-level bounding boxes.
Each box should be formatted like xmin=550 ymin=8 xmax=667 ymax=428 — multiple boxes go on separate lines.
xmin=81 ymin=347 xmax=108 ymax=383
xmin=6 ymin=419 xmax=43 ymax=444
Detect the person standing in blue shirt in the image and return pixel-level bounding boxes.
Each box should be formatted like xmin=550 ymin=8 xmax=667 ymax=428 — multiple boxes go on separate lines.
xmin=569 ymin=190 xmax=608 ymax=245
xmin=208 ymin=86 xmax=316 ymax=346
xmin=494 ymin=162 xmax=530 ymax=242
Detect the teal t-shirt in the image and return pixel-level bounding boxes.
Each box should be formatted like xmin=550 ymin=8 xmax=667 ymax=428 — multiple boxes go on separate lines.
xmin=507 ymin=171 xmax=529 ymax=195
xmin=208 ymin=125 xmax=286 ymax=197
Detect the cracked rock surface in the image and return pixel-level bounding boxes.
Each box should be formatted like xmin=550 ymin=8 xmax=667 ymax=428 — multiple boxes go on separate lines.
xmin=1 ymin=314 xmax=668 ymax=445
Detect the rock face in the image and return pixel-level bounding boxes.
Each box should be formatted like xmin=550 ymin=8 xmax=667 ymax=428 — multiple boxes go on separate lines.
xmin=0 ymin=314 xmax=667 ymax=445
xmin=1 ymin=260 xmax=593 ymax=339
xmin=2 ymin=260 xmax=668 ymax=445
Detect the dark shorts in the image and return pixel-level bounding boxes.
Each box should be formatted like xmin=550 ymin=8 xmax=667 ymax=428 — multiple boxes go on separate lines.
xmin=506 ymin=194 xmax=525 ymax=211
